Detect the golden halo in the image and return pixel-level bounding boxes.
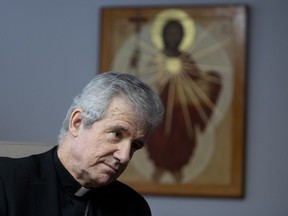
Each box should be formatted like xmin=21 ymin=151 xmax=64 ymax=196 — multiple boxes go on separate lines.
xmin=151 ymin=9 xmax=196 ymax=51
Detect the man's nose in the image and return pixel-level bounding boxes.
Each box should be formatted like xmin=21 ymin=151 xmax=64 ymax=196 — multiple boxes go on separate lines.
xmin=113 ymin=141 xmax=132 ymax=164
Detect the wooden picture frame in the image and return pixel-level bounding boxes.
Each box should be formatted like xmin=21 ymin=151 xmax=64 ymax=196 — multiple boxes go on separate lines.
xmin=99 ymin=5 xmax=247 ymax=197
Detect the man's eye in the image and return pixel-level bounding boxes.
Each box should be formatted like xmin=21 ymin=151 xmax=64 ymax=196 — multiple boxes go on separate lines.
xmin=112 ymin=131 xmax=122 ymax=139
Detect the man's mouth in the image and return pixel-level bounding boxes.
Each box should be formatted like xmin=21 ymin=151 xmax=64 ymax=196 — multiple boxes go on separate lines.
xmin=104 ymin=162 xmax=119 ymax=174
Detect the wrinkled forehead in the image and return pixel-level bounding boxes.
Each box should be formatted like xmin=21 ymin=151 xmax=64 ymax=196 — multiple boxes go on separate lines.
xmin=107 ymin=95 xmax=151 ymax=133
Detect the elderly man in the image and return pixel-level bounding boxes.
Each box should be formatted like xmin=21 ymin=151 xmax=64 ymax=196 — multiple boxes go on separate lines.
xmin=0 ymin=72 xmax=164 ymax=216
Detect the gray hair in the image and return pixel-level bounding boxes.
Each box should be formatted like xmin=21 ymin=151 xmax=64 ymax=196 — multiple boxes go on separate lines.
xmin=58 ymin=71 xmax=164 ymax=143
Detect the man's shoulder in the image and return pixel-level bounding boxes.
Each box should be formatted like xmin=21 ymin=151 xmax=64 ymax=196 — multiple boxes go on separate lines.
xmin=0 ymin=155 xmax=33 ymax=169
xmin=0 ymin=148 xmax=55 ymax=175
xmin=0 ymin=156 xmax=38 ymax=188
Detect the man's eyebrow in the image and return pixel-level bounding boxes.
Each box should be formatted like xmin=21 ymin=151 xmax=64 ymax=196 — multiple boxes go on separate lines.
xmin=108 ymin=125 xmax=129 ymax=131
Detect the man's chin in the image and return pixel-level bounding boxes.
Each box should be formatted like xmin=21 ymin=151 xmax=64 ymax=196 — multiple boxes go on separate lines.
xmin=94 ymin=175 xmax=117 ymax=187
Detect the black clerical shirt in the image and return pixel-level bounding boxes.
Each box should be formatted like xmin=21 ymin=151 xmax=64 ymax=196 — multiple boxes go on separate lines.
xmin=0 ymin=147 xmax=151 ymax=216
xmin=53 ymin=149 xmax=91 ymax=216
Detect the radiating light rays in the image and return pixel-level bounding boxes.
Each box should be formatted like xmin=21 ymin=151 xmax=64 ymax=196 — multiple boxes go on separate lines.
xmin=189 ymin=22 xmax=232 ymax=71
xmin=197 ymin=63 xmax=231 ymax=76
xmin=192 ymin=22 xmax=223 ymax=51
xmin=140 ymin=53 xmax=171 ymax=94
xmin=184 ymin=72 xmax=223 ymax=123
xmin=130 ymin=31 xmax=229 ymax=87
xmin=193 ymin=37 xmax=231 ymax=60
xmin=138 ymin=38 xmax=157 ymax=54
xmin=166 ymin=71 xmax=223 ymax=136
xmin=121 ymin=20 xmax=226 ymax=137
xmin=178 ymin=73 xmax=211 ymax=126
xmin=158 ymin=69 xmax=223 ymax=137
xmin=128 ymin=50 xmax=223 ymax=137
xmin=142 ymin=59 xmax=223 ymax=137
xmin=165 ymin=76 xmax=176 ymax=135
xmin=191 ymin=23 xmax=216 ymax=51
xmin=174 ymin=75 xmax=194 ymax=139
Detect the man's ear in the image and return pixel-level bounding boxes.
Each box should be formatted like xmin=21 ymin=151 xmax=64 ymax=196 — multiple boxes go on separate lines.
xmin=69 ymin=108 xmax=83 ymax=137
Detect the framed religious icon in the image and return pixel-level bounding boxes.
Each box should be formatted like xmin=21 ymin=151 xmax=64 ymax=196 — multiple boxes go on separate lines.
xmin=99 ymin=5 xmax=247 ymax=197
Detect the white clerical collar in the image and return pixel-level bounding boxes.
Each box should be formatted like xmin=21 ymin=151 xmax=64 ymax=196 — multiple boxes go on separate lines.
xmin=74 ymin=187 xmax=90 ymax=197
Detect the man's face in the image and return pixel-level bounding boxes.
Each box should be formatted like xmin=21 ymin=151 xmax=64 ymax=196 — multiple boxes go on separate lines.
xmin=69 ymin=97 xmax=147 ymax=188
